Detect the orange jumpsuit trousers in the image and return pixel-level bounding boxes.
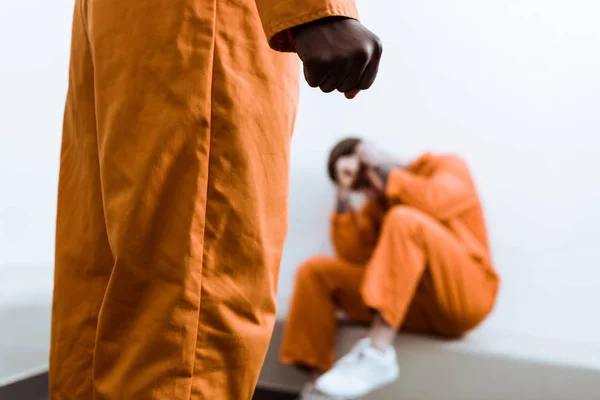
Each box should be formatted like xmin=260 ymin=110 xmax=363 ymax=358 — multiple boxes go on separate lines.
xmin=280 ymin=154 xmax=500 ymax=372
xmin=49 ymin=0 xmax=358 ymax=399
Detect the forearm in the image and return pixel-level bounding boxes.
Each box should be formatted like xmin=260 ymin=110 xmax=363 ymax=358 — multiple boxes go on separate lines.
xmin=384 ymin=167 xmax=478 ymax=219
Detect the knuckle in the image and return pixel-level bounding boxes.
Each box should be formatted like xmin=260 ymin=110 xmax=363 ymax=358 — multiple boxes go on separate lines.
xmin=306 ymin=55 xmax=328 ymax=68
xmin=353 ymin=48 xmax=370 ymax=62
xmin=358 ymin=76 xmax=373 ymax=89
xmin=318 ymin=54 xmax=335 ymax=66
xmin=373 ymin=37 xmax=383 ymax=54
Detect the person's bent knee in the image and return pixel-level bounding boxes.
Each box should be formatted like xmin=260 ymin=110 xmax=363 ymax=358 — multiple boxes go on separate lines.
xmin=382 ymin=205 xmax=424 ymax=233
xmin=441 ymin=305 xmax=493 ymax=338
xmin=294 ymin=256 xmax=336 ymax=283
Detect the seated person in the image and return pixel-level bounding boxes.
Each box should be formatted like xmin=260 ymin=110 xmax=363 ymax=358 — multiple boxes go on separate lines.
xmin=279 ymin=138 xmax=500 ymax=400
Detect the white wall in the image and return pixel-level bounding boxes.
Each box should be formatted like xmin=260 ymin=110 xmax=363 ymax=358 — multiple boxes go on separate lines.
xmin=281 ymin=0 xmax=600 ymax=346
xmin=1 ymin=0 xmax=600 ymax=370
xmin=0 ymin=2 xmax=68 ymax=383
xmin=0 ymin=1 xmax=71 ymax=268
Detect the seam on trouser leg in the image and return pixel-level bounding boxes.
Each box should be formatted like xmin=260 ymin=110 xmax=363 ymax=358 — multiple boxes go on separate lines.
xmin=76 ymin=1 xmax=115 ymax=398
xmin=79 ymin=0 xmax=89 ymax=39
xmin=187 ymin=0 xmax=218 ymax=397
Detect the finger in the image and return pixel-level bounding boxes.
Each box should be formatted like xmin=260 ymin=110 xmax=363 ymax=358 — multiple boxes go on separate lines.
xmin=320 ymin=57 xmax=353 ymax=93
xmin=354 ymin=142 xmax=365 ymax=159
xmin=345 ymin=89 xmax=361 ymax=99
xmin=320 ymin=68 xmax=350 ymax=93
xmin=320 ymin=74 xmax=343 ymax=93
xmin=357 ymin=60 xmax=380 ymax=90
xmin=337 ymin=61 xmax=367 ymax=93
xmin=356 ymin=148 xmax=371 ymax=169
xmin=303 ymin=60 xmax=329 ymax=88
xmin=357 ymin=44 xmax=382 ymax=90
xmin=338 ymin=50 xmax=370 ymax=97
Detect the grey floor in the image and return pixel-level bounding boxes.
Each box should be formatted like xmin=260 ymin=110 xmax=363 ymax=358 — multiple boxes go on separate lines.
xmin=0 ymin=373 xmax=48 ymax=400
xmin=0 ymin=373 xmax=296 ymax=400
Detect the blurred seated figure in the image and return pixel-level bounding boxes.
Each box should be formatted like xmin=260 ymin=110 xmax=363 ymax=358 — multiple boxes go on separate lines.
xmin=280 ymin=138 xmax=500 ymax=400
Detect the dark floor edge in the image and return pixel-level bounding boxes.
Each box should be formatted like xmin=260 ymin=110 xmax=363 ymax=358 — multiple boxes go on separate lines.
xmin=0 ymin=372 xmax=48 ymax=400
xmin=253 ymin=387 xmax=298 ymax=400
xmin=0 ymin=372 xmax=296 ymax=400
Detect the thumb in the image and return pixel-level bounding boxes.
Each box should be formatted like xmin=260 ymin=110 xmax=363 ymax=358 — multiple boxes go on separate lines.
xmin=345 ymin=89 xmax=361 ymax=99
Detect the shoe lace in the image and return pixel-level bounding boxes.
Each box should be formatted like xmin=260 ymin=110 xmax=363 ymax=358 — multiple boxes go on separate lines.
xmin=337 ymin=343 xmax=368 ymax=368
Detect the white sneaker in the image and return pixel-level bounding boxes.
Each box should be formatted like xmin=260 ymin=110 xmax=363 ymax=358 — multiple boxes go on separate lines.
xmin=297 ymin=383 xmax=345 ymax=400
xmin=315 ymin=338 xmax=400 ymax=399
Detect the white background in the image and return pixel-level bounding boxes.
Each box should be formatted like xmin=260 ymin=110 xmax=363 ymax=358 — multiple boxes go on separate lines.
xmin=1 ymin=0 xmax=600 ymax=363
xmin=283 ymin=0 xmax=600 ymax=345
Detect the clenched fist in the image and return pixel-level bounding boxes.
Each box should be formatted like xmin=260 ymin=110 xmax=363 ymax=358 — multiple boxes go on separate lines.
xmin=292 ymin=17 xmax=383 ymax=99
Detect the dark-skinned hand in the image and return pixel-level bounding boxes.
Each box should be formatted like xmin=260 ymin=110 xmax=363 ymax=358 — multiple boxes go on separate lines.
xmin=291 ymin=17 xmax=383 ymax=99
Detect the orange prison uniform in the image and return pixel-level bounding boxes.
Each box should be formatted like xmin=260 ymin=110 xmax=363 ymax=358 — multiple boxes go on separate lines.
xmin=280 ymin=154 xmax=500 ymax=372
xmin=49 ymin=0 xmax=359 ymax=399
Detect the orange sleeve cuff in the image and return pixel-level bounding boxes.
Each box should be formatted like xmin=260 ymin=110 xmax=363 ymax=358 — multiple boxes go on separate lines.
xmin=255 ymin=0 xmax=360 ymax=52
xmin=270 ymin=29 xmax=296 ymax=53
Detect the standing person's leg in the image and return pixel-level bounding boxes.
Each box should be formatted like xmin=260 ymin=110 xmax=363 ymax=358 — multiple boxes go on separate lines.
xmin=316 ymin=206 xmax=499 ymax=398
xmin=50 ymin=0 xmax=299 ymax=399
xmin=188 ymin=2 xmax=299 ymax=398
